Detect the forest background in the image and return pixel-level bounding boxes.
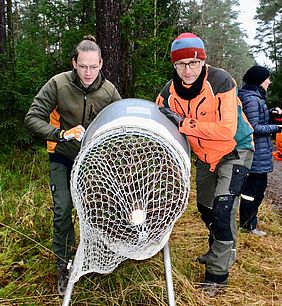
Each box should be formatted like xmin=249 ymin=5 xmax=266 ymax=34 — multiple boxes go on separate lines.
xmin=0 ymin=0 xmax=282 ymax=148
xmin=0 ymin=0 xmax=282 ymax=305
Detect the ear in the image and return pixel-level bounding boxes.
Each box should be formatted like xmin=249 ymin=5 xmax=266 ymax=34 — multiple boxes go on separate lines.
xmin=72 ymin=58 xmax=77 ymax=69
xmin=201 ymin=60 xmax=205 ymax=66
xmin=99 ymin=58 xmax=103 ymax=69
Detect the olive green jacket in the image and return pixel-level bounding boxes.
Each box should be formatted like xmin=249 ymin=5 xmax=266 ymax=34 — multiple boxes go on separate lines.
xmin=25 ymin=70 xmax=121 ymax=161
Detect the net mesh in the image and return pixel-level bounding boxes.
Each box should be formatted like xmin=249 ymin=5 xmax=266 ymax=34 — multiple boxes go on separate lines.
xmin=70 ymin=126 xmax=190 ymax=282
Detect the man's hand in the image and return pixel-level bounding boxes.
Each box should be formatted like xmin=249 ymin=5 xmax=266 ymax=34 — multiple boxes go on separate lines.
xmin=159 ymin=107 xmax=184 ymax=127
xmin=60 ymin=125 xmax=85 ymax=142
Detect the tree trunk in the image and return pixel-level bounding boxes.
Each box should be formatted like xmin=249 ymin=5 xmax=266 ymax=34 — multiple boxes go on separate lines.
xmin=95 ymin=0 xmax=122 ymax=93
xmin=7 ymin=0 xmax=14 ymax=59
xmin=0 ymin=0 xmax=5 ymax=53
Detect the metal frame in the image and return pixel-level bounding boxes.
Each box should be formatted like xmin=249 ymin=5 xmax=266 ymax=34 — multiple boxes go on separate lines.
xmin=62 ymin=99 xmax=190 ymax=305
xmin=62 ymin=241 xmax=175 ymax=306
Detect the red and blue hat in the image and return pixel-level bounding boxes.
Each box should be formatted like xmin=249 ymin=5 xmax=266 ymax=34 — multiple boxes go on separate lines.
xmin=171 ymin=33 xmax=206 ymax=63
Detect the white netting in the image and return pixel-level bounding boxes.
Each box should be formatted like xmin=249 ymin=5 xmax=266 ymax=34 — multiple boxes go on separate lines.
xmin=70 ymin=124 xmax=190 ymax=283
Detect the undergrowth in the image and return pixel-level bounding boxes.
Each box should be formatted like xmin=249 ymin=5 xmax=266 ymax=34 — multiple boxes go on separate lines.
xmin=0 ymin=146 xmax=281 ymax=305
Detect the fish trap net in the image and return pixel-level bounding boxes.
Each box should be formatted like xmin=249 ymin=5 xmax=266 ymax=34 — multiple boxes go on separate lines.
xmin=70 ymin=112 xmax=190 ymax=283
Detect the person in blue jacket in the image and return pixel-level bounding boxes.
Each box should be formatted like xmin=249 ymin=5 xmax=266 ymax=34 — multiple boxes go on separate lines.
xmin=239 ymin=65 xmax=282 ymax=236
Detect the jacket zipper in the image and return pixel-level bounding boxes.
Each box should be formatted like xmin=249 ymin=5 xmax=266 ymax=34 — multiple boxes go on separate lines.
xmin=188 ymin=100 xmax=191 ymax=114
xmin=195 ymin=97 xmax=206 ymax=119
xmin=70 ymin=82 xmax=88 ymax=126
xmin=198 ymin=137 xmax=207 ymax=162
xmin=218 ymin=97 xmax=222 ymax=120
xmin=82 ymin=95 xmax=87 ymax=125
xmin=195 ymin=97 xmax=206 ymax=162
xmin=174 ymin=97 xmax=186 ymax=116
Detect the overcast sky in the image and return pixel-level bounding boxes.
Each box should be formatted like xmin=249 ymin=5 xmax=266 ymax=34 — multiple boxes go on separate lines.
xmin=237 ymin=0 xmax=258 ymax=45
xmin=237 ymin=0 xmax=273 ymax=66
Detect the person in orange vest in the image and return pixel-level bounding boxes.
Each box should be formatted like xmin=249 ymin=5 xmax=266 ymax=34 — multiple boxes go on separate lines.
xmin=156 ymin=32 xmax=254 ymax=297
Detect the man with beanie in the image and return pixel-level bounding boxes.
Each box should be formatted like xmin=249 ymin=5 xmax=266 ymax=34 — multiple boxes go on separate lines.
xmin=239 ymin=65 xmax=282 ymax=236
xmin=156 ymin=32 xmax=254 ymax=296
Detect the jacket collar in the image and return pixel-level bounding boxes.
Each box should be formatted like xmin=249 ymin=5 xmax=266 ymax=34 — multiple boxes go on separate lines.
xmin=241 ymin=83 xmax=266 ymax=99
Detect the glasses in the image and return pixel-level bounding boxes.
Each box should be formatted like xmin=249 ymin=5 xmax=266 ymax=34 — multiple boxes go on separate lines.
xmin=77 ymin=64 xmax=99 ymax=72
xmin=174 ymin=60 xmax=201 ymax=70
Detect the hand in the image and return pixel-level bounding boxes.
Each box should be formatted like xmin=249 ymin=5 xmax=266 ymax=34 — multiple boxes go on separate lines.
xmin=269 ymin=107 xmax=282 ymax=124
xmin=159 ymin=107 xmax=184 ymax=127
xmin=61 ymin=125 xmax=85 ymax=142
xmin=270 ymin=107 xmax=282 ymax=114
xmin=274 ymin=107 xmax=282 ymax=115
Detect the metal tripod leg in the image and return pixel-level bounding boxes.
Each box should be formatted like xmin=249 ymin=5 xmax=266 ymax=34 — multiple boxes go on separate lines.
xmin=62 ymin=244 xmax=175 ymax=305
xmin=163 ymin=242 xmax=175 ymax=306
xmin=62 ymin=260 xmax=75 ymax=306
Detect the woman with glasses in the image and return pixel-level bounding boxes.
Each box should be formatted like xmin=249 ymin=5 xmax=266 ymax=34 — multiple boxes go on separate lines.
xmin=25 ymin=35 xmax=121 ymax=297
xmin=156 ymin=32 xmax=254 ymax=297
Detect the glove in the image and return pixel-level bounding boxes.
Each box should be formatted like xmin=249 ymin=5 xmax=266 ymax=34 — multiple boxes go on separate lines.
xmin=159 ymin=107 xmax=184 ymax=127
xmin=59 ymin=125 xmax=85 ymax=142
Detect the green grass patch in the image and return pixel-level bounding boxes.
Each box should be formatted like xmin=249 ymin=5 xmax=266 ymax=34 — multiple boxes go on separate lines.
xmin=0 ymin=146 xmax=281 ymax=305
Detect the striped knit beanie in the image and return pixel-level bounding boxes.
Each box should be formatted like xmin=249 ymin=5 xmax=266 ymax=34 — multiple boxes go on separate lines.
xmin=171 ymin=33 xmax=206 ymax=63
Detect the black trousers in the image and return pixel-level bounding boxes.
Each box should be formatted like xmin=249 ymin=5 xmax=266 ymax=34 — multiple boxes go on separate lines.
xmin=239 ymin=172 xmax=268 ymax=230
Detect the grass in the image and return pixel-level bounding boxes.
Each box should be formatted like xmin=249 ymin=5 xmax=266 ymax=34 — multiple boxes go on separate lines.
xmin=0 ymin=146 xmax=281 ymax=305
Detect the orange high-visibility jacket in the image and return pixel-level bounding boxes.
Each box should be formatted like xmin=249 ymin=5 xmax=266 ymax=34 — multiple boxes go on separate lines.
xmin=156 ymin=66 xmax=253 ymax=171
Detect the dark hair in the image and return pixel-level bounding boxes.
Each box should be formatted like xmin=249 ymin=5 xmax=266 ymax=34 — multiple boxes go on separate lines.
xmin=73 ymin=35 xmax=101 ymax=61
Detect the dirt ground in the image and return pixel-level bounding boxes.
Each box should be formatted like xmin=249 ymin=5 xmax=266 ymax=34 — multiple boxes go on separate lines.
xmin=265 ymin=156 xmax=282 ymax=212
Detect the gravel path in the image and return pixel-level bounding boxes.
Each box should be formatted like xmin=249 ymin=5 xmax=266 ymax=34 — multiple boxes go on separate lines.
xmin=265 ymin=157 xmax=282 ymax=212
